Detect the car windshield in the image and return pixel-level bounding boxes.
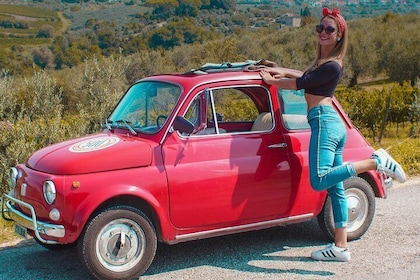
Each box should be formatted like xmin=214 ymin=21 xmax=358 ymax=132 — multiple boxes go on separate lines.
xmin=108 ymin=81 xmax=181 ymax=134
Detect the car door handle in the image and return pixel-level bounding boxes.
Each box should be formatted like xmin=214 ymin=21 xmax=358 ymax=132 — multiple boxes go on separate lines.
xmin=268 ymin=143 xmax=287 ymax=149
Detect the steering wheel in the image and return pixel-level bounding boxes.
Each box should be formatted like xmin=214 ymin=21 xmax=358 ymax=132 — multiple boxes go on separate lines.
xmin=156 ymin=115 xmax=168 ymax=128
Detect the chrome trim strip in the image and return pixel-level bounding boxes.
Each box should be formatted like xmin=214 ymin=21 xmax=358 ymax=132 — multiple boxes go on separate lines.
xmin=174 ymin=213 xmax=314 ymax=244
xmin=2 ymin=193 xmax=65 ymax=244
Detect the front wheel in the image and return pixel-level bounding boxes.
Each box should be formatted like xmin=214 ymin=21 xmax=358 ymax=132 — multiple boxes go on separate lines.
xmin=78 ymin=205 xmax=157 ymax=280
xmin=318 ymin=177 xmax=376 ymax=241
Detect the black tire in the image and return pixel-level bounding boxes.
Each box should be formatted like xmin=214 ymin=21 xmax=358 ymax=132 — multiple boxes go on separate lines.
xmin=78 ymin=205 xmax=157 ymax=280
xmin=34 ymin=238 xmax=77 ymax=251
xmin=317 ymin=177 xmax=376 ymax=241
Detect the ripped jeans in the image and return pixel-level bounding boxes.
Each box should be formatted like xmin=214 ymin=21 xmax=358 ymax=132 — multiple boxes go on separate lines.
xmin=307 ymin=105 xmax=357 ymax=228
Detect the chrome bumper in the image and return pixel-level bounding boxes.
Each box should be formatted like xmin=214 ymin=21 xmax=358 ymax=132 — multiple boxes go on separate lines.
xmin=1 ymin=191 xmax=65 ymax=244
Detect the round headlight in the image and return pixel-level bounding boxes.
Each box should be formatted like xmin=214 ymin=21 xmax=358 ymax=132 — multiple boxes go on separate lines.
xmin=43 ymin=180 xmax=57 ymax=205
xmin=9 ymin=167 xmax=18 ymax=188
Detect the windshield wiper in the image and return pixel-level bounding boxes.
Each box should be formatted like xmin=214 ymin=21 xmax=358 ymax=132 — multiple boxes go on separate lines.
xmin=114 ymin=119 xmax=137 ymax=136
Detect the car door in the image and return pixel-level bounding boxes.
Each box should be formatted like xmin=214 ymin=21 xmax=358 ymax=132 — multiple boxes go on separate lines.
xmin=162 ymin=85 xmax=293 ymax=228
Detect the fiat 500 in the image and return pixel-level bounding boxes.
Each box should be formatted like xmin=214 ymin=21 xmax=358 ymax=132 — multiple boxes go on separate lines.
xmin=2 ymin=62 xmax=391 ymax=280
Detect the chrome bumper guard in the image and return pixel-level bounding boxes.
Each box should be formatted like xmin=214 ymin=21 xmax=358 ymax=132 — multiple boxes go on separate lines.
xmin=1 ymin=191 xmax=65 ymax=244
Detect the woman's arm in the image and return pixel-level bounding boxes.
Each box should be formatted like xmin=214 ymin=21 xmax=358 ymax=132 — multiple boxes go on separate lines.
xmin=272 ymin=67 xmax=304 ymax=78
xmin=262 ymin=67 xmax=303 ymax=79
xmin=259 ymin=68 xmax=299 ymax=90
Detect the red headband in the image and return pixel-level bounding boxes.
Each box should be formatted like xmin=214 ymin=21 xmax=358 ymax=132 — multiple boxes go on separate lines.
xmin=322 ymin=7 xmax=346 ymax=35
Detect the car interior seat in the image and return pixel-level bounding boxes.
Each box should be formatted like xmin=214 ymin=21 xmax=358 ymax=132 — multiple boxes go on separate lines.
xmin=251 ymin=112 xmax=273 ymax=131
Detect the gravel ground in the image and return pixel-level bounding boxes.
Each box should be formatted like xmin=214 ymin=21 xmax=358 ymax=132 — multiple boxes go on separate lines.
xmin=0 ymin=177 xmax=419 ymax=280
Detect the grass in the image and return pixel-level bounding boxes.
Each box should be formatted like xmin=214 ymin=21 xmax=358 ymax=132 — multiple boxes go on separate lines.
xmin=0 ymin=4 xmax=57 ymax=18
xmin=0 ymin=218 xmax=17 ymax=245
xmin=0 ymin=3 xmax=61 ymax=46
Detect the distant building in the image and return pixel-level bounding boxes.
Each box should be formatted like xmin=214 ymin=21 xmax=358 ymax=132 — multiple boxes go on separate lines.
xmin=276 ymin=13 xmax=302 ymax=27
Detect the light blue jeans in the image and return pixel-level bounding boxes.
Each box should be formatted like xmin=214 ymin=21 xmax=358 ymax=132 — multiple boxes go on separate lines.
xmin=307 ymin=105 xmax=357 ymax=228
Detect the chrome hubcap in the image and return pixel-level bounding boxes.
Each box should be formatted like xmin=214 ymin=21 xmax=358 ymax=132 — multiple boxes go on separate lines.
xmin=96 ymin=218 xmax=146 ymax=272
xmin=346 ymin=188 xmax=369 ymax=233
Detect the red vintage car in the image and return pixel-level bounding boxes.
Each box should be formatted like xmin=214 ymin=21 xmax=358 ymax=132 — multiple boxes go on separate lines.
xmin=2 ymin=62 xmax=391 ymax=280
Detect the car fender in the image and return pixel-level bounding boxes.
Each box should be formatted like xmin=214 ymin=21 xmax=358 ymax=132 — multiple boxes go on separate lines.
xmin=67 ymin=181 xmax=173 ymax=244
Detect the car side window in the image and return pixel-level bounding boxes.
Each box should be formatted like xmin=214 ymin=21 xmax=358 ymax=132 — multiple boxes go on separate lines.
xmin=211 ymin=88 xmax=258 ymax=123
xmin=278 ymin=89 xmax=310 ymax=130
xmin=185 ymin=86 xmax=272 ymax=136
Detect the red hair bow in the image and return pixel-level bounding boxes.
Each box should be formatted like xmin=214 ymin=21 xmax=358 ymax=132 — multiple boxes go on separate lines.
xmin=322 ymin=7 xmax=340 ymax=17
xmin=322 ymin=7 xmax=346 ymax=35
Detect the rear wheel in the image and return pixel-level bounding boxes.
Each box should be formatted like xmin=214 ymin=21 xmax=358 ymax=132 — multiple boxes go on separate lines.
xmin=318 ymin=177 xmax=376 ymax=241
xmin=78 ymin=205 xmax=157 ymax=280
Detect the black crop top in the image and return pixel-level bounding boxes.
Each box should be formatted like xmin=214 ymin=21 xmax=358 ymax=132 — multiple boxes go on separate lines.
xmin=296 ymin=61 xmax=343 ymax=97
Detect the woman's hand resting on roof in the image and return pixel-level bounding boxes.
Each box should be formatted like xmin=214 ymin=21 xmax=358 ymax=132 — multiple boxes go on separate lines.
xmin=260 ymin=68 xmax=284 ymax=85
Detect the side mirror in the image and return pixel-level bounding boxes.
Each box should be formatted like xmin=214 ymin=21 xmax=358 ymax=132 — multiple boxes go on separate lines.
xmin=173 ymin=116 xmax=194 ymax=134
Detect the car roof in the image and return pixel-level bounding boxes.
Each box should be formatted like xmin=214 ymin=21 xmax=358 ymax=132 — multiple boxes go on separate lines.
xmin=139 ymin=60 xmax=272 ymax=88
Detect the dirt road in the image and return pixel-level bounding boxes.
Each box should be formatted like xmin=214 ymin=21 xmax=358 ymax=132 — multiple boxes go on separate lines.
xmin=0 ymin=178 xmax=419 ymax=280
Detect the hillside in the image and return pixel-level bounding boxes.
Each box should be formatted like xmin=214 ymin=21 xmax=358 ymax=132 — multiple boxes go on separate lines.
xmin=0 ymin=4 xmax=62 ymax=41
xmin=0 ymin=0 xmax=418 ymax=80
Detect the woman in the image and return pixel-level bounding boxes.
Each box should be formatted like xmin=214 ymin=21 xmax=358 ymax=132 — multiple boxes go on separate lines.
xmin=260 ymin=7 xmax=406 ymax=262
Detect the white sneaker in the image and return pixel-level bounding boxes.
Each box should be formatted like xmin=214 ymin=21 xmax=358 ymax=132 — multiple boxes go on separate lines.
xmin=311 ymin=243 xmax=351 ymax=262
xmin=372 ymin=148 xmax=407 ymax=183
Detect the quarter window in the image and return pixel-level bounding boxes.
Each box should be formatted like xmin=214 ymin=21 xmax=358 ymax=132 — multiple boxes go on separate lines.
xmin=278 ymin=89 xmax=310 ymax=130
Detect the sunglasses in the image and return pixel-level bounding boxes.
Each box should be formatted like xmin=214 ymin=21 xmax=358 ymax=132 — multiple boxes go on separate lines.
xmin=316 ymin=24 xmax=336 ymax=35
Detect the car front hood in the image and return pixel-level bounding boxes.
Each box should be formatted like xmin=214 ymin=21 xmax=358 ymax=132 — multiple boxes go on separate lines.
xmin=27 ymin=133 xmax=153 ymax=175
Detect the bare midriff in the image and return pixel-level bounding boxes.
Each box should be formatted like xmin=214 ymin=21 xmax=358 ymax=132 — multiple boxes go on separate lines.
xmin=305 ymin=93 xmax=333 ymax=112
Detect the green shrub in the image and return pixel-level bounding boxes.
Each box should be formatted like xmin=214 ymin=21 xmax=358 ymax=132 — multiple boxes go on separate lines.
xmin=377 ymin=138 xmax=420 ymax=176
xmin=0 ymin=55 xmax=132 ymax=195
